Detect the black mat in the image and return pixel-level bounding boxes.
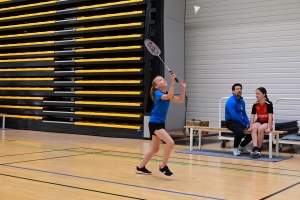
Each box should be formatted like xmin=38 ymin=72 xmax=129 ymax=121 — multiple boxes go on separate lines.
xmin=176 ymin=149 xmax=293 ymax=162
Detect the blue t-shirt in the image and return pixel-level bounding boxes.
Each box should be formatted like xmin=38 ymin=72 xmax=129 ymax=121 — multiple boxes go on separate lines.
xmin=149 ymin=90 xmax=170 ymax=123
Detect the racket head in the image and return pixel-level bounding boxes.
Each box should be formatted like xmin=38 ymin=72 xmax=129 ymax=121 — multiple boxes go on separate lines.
xmin=144 ymin=39 xmax=161 ymax=56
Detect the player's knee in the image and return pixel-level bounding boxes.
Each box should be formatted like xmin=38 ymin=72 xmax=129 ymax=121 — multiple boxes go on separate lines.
xmin=169 ymin=140 xmax=175 ymax=147
xmin=152 ymin=147 xmax=159 ymax=154
xmin=258 ymin=129 xmax=265 ymax=135
xmin=164 ymin=139 xmax=174 ymax=147
xmin=258 ymin=126 xmax=266 ymax=132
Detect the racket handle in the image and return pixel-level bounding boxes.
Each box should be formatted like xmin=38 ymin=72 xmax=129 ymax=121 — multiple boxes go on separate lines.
xmin=169 ymin=71 xmax=179 ymax=83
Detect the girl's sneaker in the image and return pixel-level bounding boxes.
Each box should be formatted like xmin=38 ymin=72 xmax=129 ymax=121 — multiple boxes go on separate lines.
xmin=159 ymin=165 xmax=173 ymax=176
xmin=250 ymin=147 xmax=261 ymax=158
xmin=135 ymin=166 xmax=152 ymax=175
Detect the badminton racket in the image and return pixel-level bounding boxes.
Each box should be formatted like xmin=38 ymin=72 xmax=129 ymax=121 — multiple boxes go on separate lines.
xmin=144 ymin=39 xmax=179 ymax=83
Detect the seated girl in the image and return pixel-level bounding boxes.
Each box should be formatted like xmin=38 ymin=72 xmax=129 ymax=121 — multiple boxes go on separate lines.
xmin=248 ymin=87 xmax=273 ymax=158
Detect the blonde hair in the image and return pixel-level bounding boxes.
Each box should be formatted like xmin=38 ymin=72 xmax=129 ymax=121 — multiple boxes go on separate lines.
xmin=150 ymin=76 xmax=160 ymax=101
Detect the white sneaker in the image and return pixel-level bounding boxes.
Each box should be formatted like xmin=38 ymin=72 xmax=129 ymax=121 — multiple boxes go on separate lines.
xmin=238 ymin=146 xmax=250 ymax=154
xmin=232 ymin=148 xmax=241 ymax=156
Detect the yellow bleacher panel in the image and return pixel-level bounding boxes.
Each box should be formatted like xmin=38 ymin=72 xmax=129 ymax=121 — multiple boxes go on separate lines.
xmin=0 ymin=105 xmax=43 ymax=109
xmin=0 ymin=78 xmax=54 ymax=81
xmin=0 ymin=0 xmax=10 ymax=3
xmin=76 ymin=22 xmax=143 ymax=31
xmin=75 ymin=101 xmax=141 ymax=106
xmin=75 ymin=80 xmax=141 ymax=84
xmin=75 ymin=57 xmax=141 ymax=62
xmin=77 ymin=11 xmax=143 ymax=21
xmin=0 ymin=51 xmax=54 ymax=57
xmin=75 ymin=69 xmax=142 ymax=73
xmin=0 ymin=11 xmax=143 ymax=30
xmin=0 ymin=88 xmax=53 ymax=90
xmin=0 ymin=41 xmax=54 ymax=48
xmin=0 ymin=24 xmax=142 ymax=39
xmin=75 ymin=111 xmax=142 ymax=118
xmin=0 ymin=21 xmax=56 ymax=30
xmin=0 ymin=68 xmax=55 ymax=72
xmin=74 ymin=121 xmax=141 ymax=130
xmin=0 ymin=11 xmax=57 ymax=21
xmin=76 ymin=46 xmax=142 ymax=53
xmin=0 ymin=96 xmax=43 ymax=100
xmin=78 ymin=0 xmax=143 ymax=10
xmin=75 ymin=34 xmax=142 ymax=42
xmin=0 ymin=35 xmax=141 ymax=48
xmin=0 ymin=31 xmax=55 ymax=39
xmin=74 ymin=91 xmax=141 ymax=95
xmin=0 ymin=1 xmax=57 ymax=12
xmin=5 ymin=114 xmax=43 ymax=119
xmin=0 ymin=58 xmax=54 ymax=62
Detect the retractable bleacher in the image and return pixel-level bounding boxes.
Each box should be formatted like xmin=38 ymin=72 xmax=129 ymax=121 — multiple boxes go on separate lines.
xmin=0 ymin=0 xmax=161 ymax=138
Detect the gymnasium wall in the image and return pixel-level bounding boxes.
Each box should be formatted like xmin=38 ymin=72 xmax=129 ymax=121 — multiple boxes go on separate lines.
xmin=163 ymin=0 xmax=186 ymax=131
xmin=185 ymin=0 xmax=300 ymax=127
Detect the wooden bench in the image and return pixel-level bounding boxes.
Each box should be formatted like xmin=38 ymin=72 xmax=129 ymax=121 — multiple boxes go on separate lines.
xmin=184 ymin=126 xmax=287 ymax=158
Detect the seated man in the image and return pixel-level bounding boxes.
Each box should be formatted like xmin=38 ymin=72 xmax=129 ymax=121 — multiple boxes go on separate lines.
xmin=225 ymin=83 xmax=251 ymax=156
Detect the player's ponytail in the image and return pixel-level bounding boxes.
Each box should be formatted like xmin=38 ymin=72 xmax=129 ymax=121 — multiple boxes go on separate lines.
xmin=265 ymin=94 xmax=271 ymax=103
xmin=150 ymin=86 xmax=156 ymax=101
xmin=150 ymin=76 xmax=159 ymax=101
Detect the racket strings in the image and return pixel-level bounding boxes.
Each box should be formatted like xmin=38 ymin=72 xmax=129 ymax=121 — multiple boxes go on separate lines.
xmin=144 ymin=39 xmax=161 ymax=56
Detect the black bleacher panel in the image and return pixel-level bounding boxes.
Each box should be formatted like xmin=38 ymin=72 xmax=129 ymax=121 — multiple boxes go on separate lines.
xmin=0 ymin=0 xmax=160 ymax=139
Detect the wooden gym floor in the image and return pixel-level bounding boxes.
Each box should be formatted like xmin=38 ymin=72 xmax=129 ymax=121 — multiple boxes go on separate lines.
xmin=0 ymin=129 xmax=299 ymax=200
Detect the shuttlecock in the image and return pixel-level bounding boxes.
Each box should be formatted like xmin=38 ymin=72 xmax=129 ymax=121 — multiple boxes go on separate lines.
xmin=194 ymin=6 xmax=200 ymax=14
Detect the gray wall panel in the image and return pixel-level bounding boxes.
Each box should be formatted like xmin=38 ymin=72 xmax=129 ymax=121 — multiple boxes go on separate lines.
xmin=164 ymin=0 xmax=186 ymax=131
xmin=185 ymin=0 xmax=300 ymax=126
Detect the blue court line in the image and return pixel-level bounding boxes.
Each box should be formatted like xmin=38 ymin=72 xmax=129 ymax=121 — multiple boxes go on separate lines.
xmin=0 ymin=173 xmax=144 ymax=200
xmin=1 ymin=164 xmax=224 ymax=200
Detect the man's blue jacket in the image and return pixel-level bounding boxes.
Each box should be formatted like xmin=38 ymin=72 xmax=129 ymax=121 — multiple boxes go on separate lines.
xmin=225 ymin=94 xmax=250 ymax=128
